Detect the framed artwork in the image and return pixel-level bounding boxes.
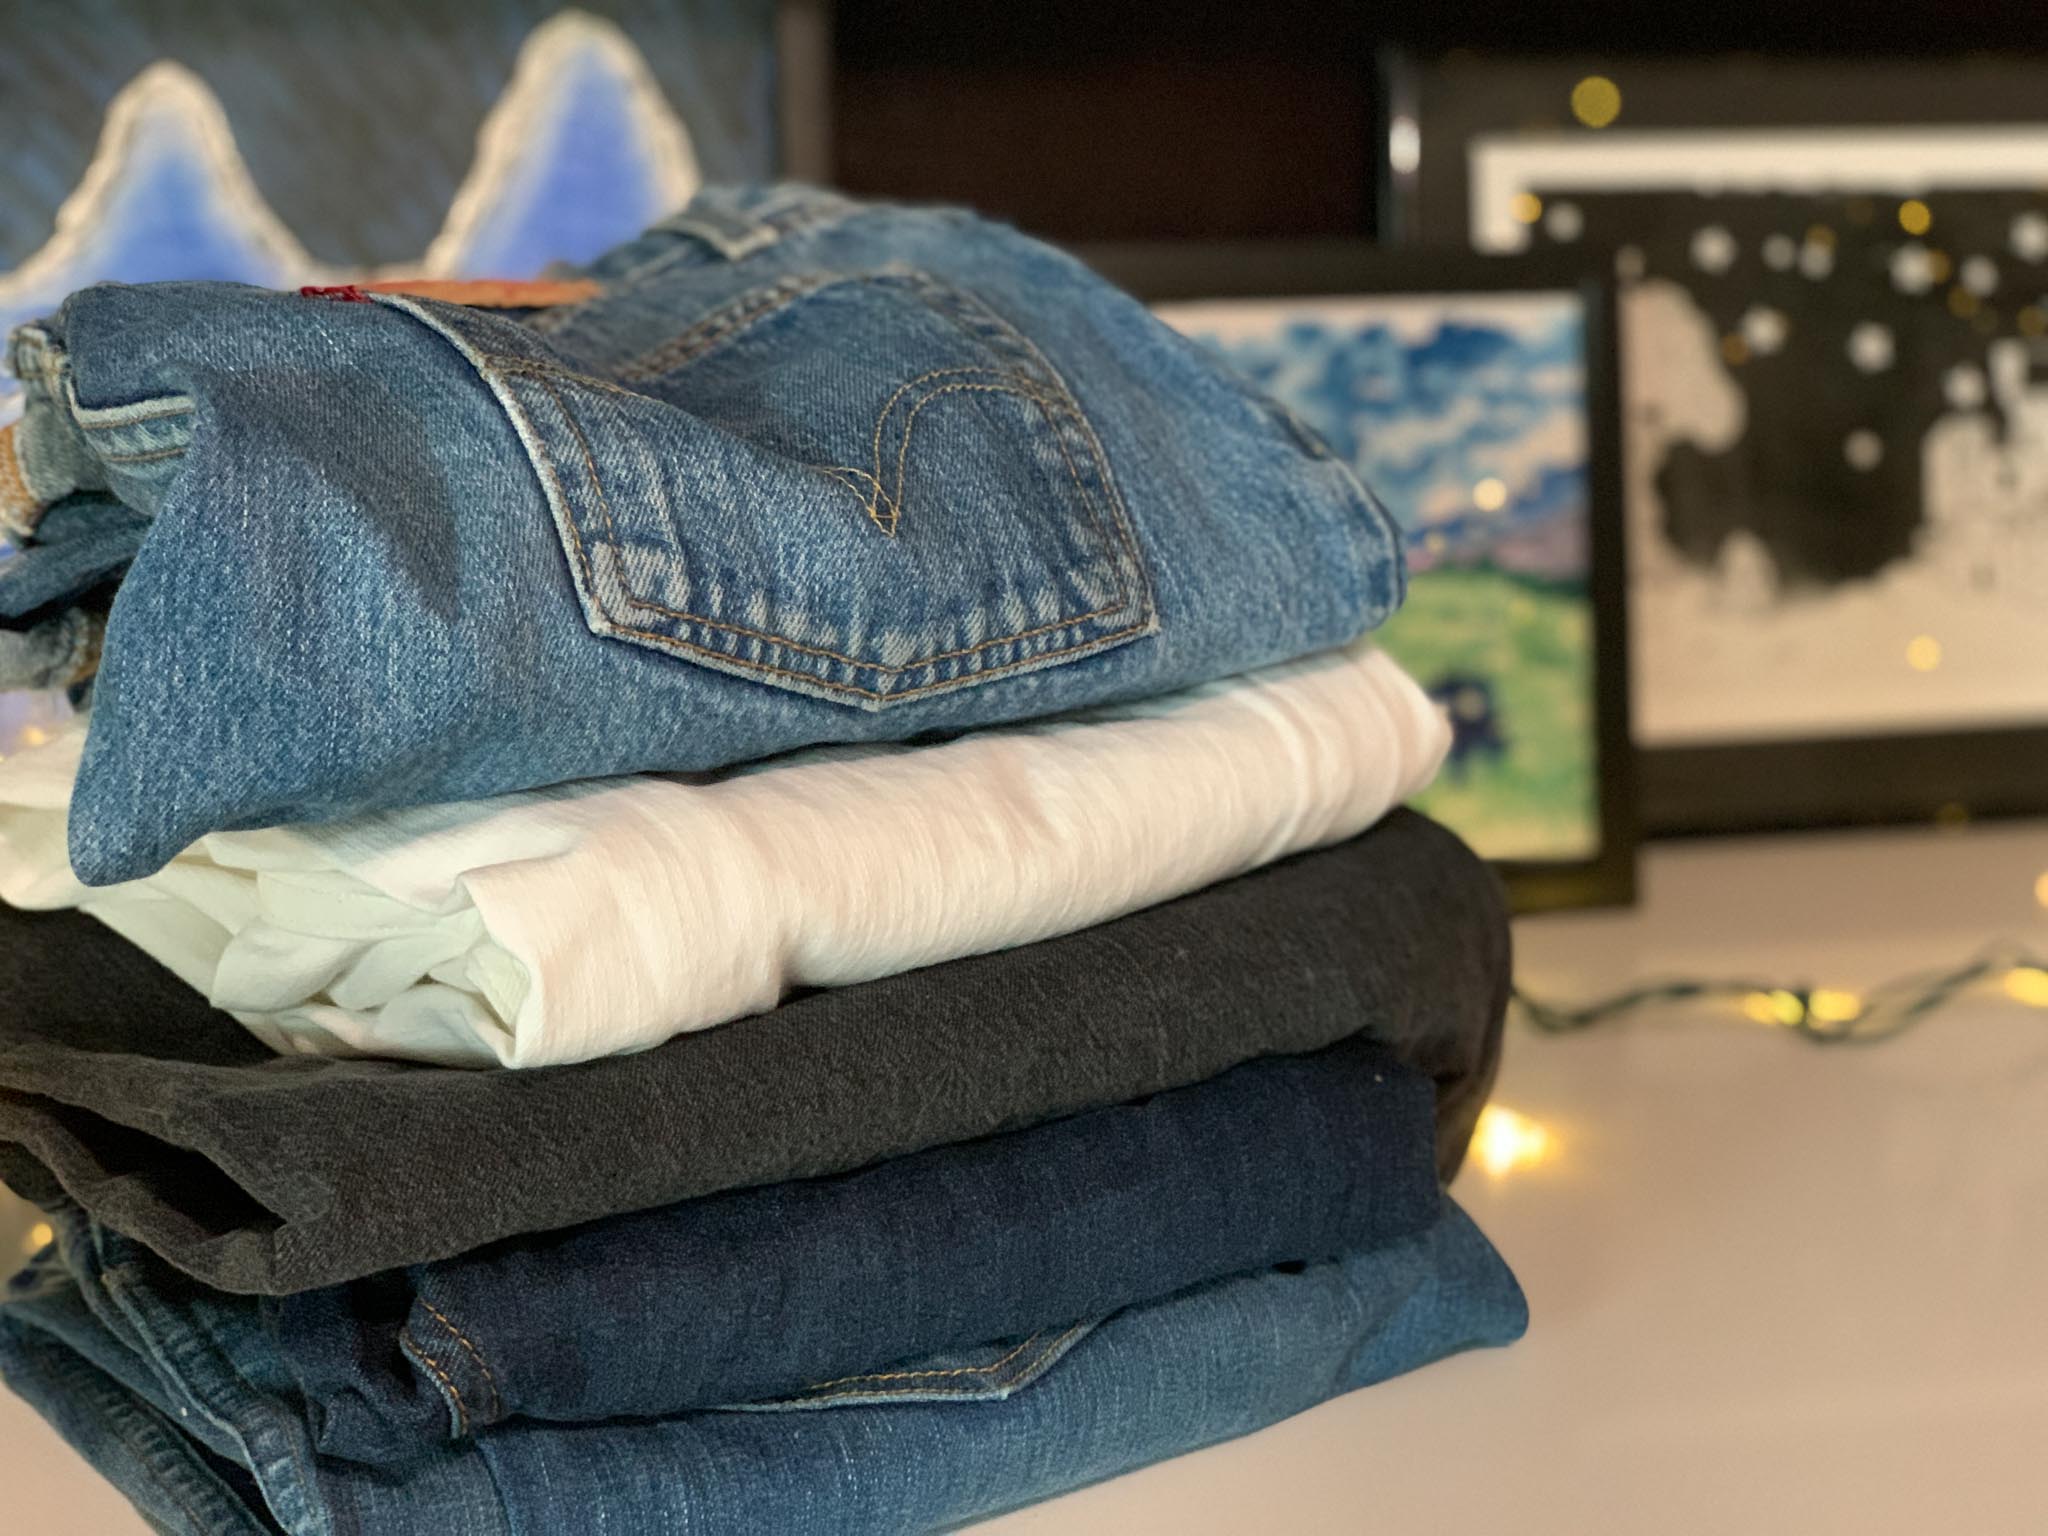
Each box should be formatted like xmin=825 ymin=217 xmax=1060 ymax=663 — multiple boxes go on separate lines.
xmin=0 ymin=0 xmax=828 ymax=415
xmin=1082 ymin=242 xmax=1635 ymax=911
xmin=1393 ymin=53 xmax=2048 ymax=832
xmin=0 ymin=0 xmax=829 ymax=757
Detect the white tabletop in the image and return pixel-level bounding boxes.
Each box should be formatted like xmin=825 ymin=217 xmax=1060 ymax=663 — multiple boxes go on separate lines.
xmin=6 ymin=819 xmax=2047 ymax=1534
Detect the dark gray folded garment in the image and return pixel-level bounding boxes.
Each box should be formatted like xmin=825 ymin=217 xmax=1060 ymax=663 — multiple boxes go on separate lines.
xmin=0 ymin=808 xmax=1509 ymax=1296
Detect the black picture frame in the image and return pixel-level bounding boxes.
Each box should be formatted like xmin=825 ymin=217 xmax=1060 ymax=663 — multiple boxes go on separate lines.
xmin=1390 ymin=52 xmax=2048 ymax=836
xmin=1077 ymin=240 xmax=1637 ymax=911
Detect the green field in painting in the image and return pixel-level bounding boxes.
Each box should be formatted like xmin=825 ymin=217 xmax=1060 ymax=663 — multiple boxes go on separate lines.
xmin=1378 ymin=564 xmax=1598 ymax=862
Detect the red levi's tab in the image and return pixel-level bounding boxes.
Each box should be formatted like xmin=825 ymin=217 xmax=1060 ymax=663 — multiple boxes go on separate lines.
xmin=300 ymin=278 xmax=603 ymax=308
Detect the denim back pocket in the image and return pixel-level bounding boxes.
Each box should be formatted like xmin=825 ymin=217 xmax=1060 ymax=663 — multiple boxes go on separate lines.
xmin=395 ymin=269 xmax=1156 ymax=710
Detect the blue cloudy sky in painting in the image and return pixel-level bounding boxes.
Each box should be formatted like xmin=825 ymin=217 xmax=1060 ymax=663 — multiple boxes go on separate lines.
xmin=1157 ymin=294 xmax=1590 ymax=577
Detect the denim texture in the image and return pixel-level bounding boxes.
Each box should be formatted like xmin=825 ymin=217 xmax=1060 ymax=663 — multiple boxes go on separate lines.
xmin=0 ymin=183 xmax=1406 ymax=886
xmin=267 ymin=1033 xmax=1438 ymax=1461
xmin=0 ymin=498 xmax=147 ymax=620
xmin=0 ymin=807 xmax=1510 ymax=1294
xmin=0 ymin=1198 xmax=1527 ymax=1536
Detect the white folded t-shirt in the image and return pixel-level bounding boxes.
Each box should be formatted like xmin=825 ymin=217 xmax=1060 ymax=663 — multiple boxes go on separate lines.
xmin=0 ymin=641 xmax=1449 ymax=1068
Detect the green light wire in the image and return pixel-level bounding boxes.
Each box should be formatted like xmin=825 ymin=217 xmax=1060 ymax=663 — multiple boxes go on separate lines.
xmin=1512 ymin=946 xmax=2047 ymax=1046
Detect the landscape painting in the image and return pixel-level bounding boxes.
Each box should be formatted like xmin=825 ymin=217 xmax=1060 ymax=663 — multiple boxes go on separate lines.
xmin=1155 ymin=291 xmax=1600 ymax=862
xmin=1 ymin=1 xmax=787 ymax=757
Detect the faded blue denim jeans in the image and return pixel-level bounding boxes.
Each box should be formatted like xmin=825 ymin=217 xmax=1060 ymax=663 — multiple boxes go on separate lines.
xmin=0 ymin=1199 xmax=1526 ymax=1536
xmin=0 ymin=184 xmax=1406 ymax=885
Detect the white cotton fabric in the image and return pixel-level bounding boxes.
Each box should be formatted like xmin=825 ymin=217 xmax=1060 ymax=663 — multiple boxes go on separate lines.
xmin=0 ymin=641 xmax=1449 ymax=1069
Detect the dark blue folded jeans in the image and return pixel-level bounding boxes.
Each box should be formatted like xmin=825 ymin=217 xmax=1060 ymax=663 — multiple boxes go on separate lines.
xmin=1 ymin=1199 xmax=1526 ymax=1536
xmin=267 ymin=1033 xmax=1438 ymax=1462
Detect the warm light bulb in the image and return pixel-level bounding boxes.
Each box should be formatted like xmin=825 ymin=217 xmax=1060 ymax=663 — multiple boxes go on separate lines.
xmin=2004 ymin=967 xmax=2048 ymax=1008
xmin=2034 ymin=872 xmax=2048 ymax=909
xmin=1510 ymin=193 xmax=1543 ymax=225
xmin=1570 ymin=75 xmax=1622 ymax=129
xmin=23 ymin=1220 xmax=53 ymax=1255
xmin=1473 ymin=477 xmax=1509 ymax=512
xmin=1906 ymin=635 xmax=1942 ymax=672
xmin=1898 ymin=199 xmax=1933 ymax=237
xmin=1470 ymin=1105 xmax=1554 ymax=1178
xmin=1742 ymin=992 xmax=1782 ymax=1026
xmin=1807 ymin=988 xmax=1863 ymax=1024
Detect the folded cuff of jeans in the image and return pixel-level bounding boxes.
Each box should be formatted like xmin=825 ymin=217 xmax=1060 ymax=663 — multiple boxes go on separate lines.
xmin=397 ymin=1299 xmax=503 ymax=1440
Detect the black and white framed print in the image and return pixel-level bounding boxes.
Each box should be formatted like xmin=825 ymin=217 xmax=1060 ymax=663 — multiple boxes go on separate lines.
xmin=1395 ymin=55 xmax=2048 ymax=832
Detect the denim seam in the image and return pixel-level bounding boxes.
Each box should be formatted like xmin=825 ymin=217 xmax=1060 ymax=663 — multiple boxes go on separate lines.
xmin=846 ymin=365 xmax=1040 ymax=534
xmin=826 ymin=369 xmax=1071 ymax=536
xmin=872 ymin=380 xmax=1069 ymax=537
xmin=63 ymin=1349 xmax=232 ymax=1536
xmin=791 ymin=1322 xmax=1090 ymax=1404
xmin=96 ymin=1256 xmax=328 ymax=1536
xmin=414 ymin=1298 xmax=503 ymax=1423
xmin=898 ymin=273 xmax=1152 ymax=588
xmin=532 ymin=371 xmax=1149 ymax=694
xmin=652 ymin=196 xmax=859 ymax=266
xmin=96 ymin=444 xmax=189 ymax=466
xmin=614 ymin=271 xmax=846 ymax=381
xmin=397 ymin=1325 xmax=470 ymax=1438
xmin=802 ymin=1331 xmax=1042 ymax=1392
xmin=73 ymin=403 xmax=195 ymax=428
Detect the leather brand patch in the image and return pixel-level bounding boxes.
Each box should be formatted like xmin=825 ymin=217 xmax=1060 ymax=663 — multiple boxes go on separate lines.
xmin=301 ymin=279 xmax=603 ymax=308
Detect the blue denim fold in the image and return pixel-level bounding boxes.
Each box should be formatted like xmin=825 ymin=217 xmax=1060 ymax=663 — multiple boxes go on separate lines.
xmin=2 ymin=183 xmax=1405 ymax=885
xmin=1 ymin=1199 xmax=1526 ymax=1536
xmin=265 ymin=1032 xmax=1439 ymax=1462
xmin=0 ymin=498 xmax=150 ymax=619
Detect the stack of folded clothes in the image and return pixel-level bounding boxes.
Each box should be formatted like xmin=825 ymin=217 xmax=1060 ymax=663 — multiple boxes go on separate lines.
xmin=0 ymin=184 xmax=1527 ymax=1535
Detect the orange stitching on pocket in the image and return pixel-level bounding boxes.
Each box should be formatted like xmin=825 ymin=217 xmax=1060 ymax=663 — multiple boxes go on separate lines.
xmin=827 ymin=370 xmax=1052 ymax=536
xmin=399 ymin=1327 xmax=470 ymax=1437
xmin=883 ymin=381 xmax=1067 ymax=536
xmin=907 ymin=280 xmax=1152 ymax=586
xmin=865 ymin=366 xmax=1011 ymax=521
xmin=490 ymin=287 xmax=1146 ymax=602
xmin=512 ymin=364 xmax=1155 ymax=700
xmin=96 ymin=444 xmax=188 ymax=466
xmin=535 ymin=373 xmax=1136 ymax=683
xmin=416 ymin=1299 xmax=503 ymax=1423
xmin=817 ymin=465 xmax=895 ymax=530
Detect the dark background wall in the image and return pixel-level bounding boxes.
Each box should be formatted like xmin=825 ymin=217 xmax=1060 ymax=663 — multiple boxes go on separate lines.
xmin=830 ymin=0 xmax=2048 ymax=240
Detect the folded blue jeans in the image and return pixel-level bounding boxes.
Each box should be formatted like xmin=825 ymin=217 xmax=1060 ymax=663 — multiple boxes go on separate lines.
xmin=268 ymin=1033 xmax=1439 ymax=1462
xmin=0 ymin=183 xmax=1405 ymax=885
xmin=1 ymin=1199 xmax=1527 ymax=1536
